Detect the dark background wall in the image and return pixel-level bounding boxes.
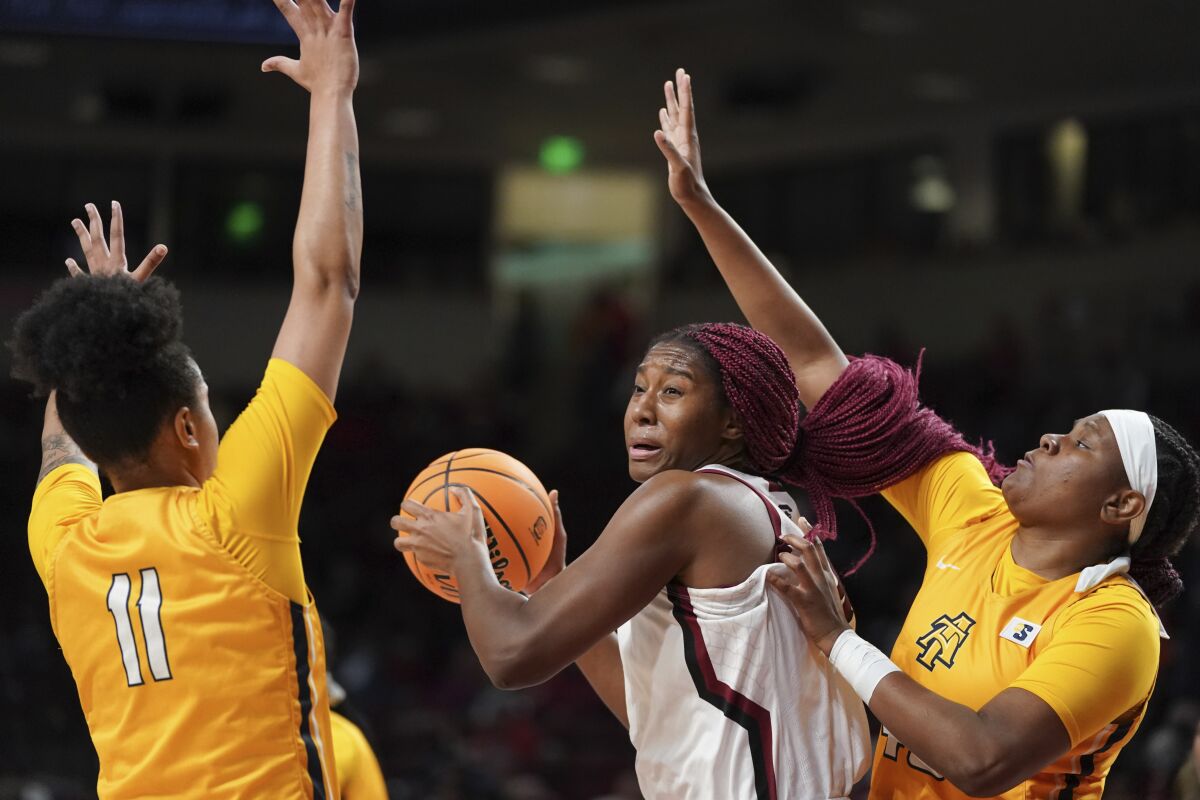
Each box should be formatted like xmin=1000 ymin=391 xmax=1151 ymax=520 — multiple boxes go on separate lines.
xmin=1 ymin=2 xmax=1199 ymax=798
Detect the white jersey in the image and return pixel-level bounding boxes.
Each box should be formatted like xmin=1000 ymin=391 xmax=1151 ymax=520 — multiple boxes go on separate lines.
xmin=617 ymin=465 xmax=871 ymax=800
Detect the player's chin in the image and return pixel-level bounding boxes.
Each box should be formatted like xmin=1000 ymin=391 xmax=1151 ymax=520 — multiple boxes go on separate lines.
xmin=627 ymin=458 xmax=667 ymax=484
xmin=999 ymin=471 xmax=1031 ymax=514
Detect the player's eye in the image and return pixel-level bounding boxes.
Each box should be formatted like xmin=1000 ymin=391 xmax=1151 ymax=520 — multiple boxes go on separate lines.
xmin=663 ymin=386 xmax=682 ymax=397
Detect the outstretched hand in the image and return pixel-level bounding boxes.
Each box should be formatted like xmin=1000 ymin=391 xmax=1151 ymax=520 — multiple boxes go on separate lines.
xmin=767 ymin=531 xmax=853 ymax=657
xmin=654 ymin=67 xmax=711 ymax=208
xmin=391 ymin=486 xmax=488 ymax=575
xmin=524 ymin=489 xmax=568 ymax=595
xmin=263 ymin=0 xmax=359 ymax=95
xmin=67 ymin=201 xmax=168 ymax=282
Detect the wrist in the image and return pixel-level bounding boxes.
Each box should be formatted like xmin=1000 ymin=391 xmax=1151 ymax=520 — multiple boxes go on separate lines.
xmin=817 ymin=624 xmax=851 ymax=658
xmin=677 ymin=188 xmax=718 ymax=217
xmin=451 ymin=534 xmax=493 ymax=580
xmin=827 ymin=629 xmax=901 ymax=704
xmin=310 ymin=85 xmax=356 ymax=103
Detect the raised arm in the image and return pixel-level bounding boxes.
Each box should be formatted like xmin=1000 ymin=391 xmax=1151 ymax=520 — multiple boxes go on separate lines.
xmin=655 ymin=69 xmax=846 ymax=408
xmin=264 ymin=0 xmax=362 ymax=403
xmin=38 ymin=394 xmax=96 ymax=485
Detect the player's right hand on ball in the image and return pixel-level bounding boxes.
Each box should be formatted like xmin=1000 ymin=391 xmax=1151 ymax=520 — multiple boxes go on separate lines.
xmin=263 ymin=0 xmax=359 ymax=96
xmin=524 ymin=489 xmax=567 ymax=595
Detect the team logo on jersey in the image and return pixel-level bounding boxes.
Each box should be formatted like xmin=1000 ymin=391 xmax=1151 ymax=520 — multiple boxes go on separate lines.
xmin=999 ymin=616 xmax=1042 ymax=649
xmin=915 ymin=612 xmax=975 ymax=671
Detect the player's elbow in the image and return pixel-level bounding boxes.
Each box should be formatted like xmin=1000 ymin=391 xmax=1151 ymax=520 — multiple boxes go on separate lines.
xmin=295 ymin=247 xmax=362 ymax=302
xmin=952 ymin=773 xmax=1020 ymax=798
xmin=483 ymin=652 xmax=553 ymax=691
xmin=480 ymin=625 xmax=562 ymax=690
xmin=944 ymin=751 xmax=1021 ymax=797
xmin=318 ymin=263 xmax=360 ymax=302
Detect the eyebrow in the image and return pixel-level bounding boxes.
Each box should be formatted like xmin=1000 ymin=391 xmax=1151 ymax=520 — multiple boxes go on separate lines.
xmin=635 ymin=364 xmax=695 ymax=379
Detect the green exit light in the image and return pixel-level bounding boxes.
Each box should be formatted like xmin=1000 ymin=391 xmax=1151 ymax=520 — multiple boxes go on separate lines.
xmin=539 ymin=136 xmax=584 ymax=174
xmin=225 ymin=201 xmax=264 ymax=244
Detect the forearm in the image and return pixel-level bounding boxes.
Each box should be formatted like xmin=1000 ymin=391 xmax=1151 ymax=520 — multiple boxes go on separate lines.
xmin=865 ymin=672 xmax=1066 ymax=796
xmin=870 ymin=674 xmax=1005 ymax=789
xmin=455 ymin=545 xmax=557 ymax=690
xmin=679 ymin=195 xmax=846 ymax=406
xmin=575 ymin=633 xmax=628 ymax=728
xmin=38 ymin=393 xmax=96 ymax=485
xmin=456 ymin=545 xmax=623 ymax=692
xmin=294 ymin=90 xmax=363 ymax=294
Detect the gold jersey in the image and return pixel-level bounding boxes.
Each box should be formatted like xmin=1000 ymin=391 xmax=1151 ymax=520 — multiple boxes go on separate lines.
xmin=872 ymin=452 xmax=1162 ymax=800
xmin=330 ymin=710 xmax=388 ymax=800
xmin=29 ymin=359 xmax=340 ymax=799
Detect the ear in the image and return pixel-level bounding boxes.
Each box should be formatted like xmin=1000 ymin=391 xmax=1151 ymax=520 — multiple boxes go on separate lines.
xmin=173 ymin=407 xmax=200 ymax=450
xmin=721 ymin=407 xmax=743 ymax=443
xmin=1100 ymin=488 xmax=1146 ymax=528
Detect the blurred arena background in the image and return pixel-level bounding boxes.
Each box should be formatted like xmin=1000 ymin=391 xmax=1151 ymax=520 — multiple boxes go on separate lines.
xmin=1 ymin=1 xmax=1199 ymax=798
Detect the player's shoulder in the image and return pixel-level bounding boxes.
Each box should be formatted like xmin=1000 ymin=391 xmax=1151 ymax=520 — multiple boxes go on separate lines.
xmin=1059 ymin=578 xmax=1160 ymax=639
xmin=637 ymin=468 xmax=743 ymax=502
xmin=626 ymin=469 xmax=742 ymax=522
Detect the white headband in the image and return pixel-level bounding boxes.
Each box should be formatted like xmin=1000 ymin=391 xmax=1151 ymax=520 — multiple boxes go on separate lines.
xmin=1098 ymin=410 xmax=1158 ymax=545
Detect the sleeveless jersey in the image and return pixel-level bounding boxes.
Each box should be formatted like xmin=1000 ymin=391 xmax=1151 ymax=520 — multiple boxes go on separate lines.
xmin=618 ymin=465 xmax=871 ymax=800
xmin=874 ymin=452 xmax=1163 ymax=800
xmin=29 ymin=359 xmax=339 ymax=799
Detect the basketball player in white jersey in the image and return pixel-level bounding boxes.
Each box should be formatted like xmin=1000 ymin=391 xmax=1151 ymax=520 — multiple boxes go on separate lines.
xmin=393 ymin=319 xmax=871 ymax=799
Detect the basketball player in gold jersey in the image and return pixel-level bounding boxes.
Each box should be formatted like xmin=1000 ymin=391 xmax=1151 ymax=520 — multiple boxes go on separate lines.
xmin=11 ymin=1 xmax=362 ymax=797
xmin=651 ymin=68 xmax=1200 ymax=799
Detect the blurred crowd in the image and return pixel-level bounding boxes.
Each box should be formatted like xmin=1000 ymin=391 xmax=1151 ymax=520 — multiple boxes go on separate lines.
xmin=2 ymin=259 xmax=1198 ymax=799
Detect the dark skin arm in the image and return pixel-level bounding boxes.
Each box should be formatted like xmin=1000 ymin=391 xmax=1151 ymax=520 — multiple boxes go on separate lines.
xmin=391 ymin=471 xmax=723 ymax=692
xmin=263 ymin=0 xmax=362 ymax=403
xmin=38 ymin=394 xmax=96 ymax=485
xmin=655 ymin=68 xmax=847 ymax=408
xmin=522 ymin=492 xmax=628 ymax=728
xmin=768 ymin=533 xmax=1071 ymax=797
xmin=575 ymin=634 xmax=627 ymax=729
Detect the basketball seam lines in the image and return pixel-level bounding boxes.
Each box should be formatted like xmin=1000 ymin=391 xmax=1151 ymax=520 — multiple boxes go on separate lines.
xmin=442 ymin=450 xmax=456 ymax=511
xmin=405 ymin=467 xmax=552 ymax=517
xmin=452 ymin=483 xmax=533 ymax=584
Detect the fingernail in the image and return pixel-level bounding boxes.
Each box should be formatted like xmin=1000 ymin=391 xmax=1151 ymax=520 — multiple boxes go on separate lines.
xmin=111 ymin=200 xmax=117 ymax=208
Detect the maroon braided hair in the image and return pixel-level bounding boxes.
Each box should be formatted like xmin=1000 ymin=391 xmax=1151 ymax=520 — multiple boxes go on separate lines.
xmin=785 ymin=354 xmax=1012 ymax=572
xmin=654 ymin=324 xmax=1010 ymax=573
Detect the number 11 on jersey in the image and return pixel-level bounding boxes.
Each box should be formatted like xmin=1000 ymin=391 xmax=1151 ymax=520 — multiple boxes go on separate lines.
xmin=106 ymin=568 xmax=173 ymax=687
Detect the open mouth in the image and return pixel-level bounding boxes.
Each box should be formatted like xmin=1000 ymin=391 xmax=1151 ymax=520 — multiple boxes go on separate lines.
xmin=628 ymin=442 xmax=663 ymax=461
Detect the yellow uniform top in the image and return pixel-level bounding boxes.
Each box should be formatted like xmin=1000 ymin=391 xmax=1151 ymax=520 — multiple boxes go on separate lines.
xmin=29 ymin=358 xmax=340 ymax=800
xmin=330 ymin=710 xmax=388 ymax=800
xmin=872 ymin=452 xmax=1161 ymax=800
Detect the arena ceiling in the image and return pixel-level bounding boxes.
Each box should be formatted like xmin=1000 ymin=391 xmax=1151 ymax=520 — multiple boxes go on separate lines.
xmin=1 ymin=0 xmax=1199 ymax=169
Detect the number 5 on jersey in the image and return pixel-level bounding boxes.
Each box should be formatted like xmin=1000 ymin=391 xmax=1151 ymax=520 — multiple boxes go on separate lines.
xmin=106 ymin=568 xmax=173 ymax=686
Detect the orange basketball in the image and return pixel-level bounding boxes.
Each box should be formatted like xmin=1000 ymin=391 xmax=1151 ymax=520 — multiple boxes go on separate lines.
xmin=400 ymin=448 xmax=554 ymax=603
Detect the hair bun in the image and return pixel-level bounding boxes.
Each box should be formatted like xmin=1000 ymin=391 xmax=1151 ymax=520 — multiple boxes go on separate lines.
xmin=11 ymin=276 xmax=184 ymax=402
